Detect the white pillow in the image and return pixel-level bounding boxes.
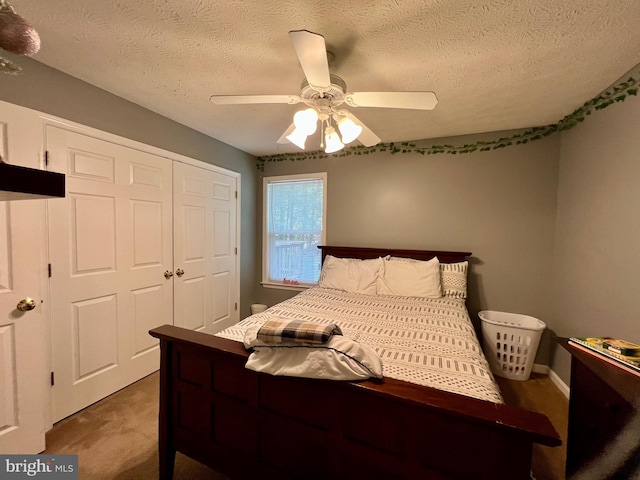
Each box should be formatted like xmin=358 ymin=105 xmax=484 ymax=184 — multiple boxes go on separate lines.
xmin=440 ymin=261 xmax=468 ymax=299
xmin=377 ymin=256 xmax=442 ymax=298
xmin=318 ymin=255 xmax=382 ymax=295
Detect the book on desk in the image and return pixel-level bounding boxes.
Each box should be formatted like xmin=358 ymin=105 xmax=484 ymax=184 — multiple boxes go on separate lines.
xmin=568 ymin=337 xmax=640 ymax=376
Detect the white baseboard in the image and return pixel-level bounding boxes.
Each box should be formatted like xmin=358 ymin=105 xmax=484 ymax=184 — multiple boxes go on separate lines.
xmin=548 ymin=368 xmax=570 ymax=399
xmin=530 ymin=363 xmax=570 ymax=398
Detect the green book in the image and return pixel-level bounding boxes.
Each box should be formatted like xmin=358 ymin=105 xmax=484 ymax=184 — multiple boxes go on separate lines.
xmin=601 ymin=338 xmax=640 ymax=356
xmin=569 ymin=337 xmax=640 ymax=372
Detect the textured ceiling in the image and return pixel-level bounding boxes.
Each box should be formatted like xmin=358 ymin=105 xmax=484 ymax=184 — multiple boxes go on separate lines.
xmin=9 ymin=0 xmax=640 ymax=157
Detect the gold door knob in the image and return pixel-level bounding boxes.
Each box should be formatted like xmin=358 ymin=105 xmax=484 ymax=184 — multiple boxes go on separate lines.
xmin=164 ymin=270 xmax=173 ymax=279
xmin=175 ymin=268 xmax=184 ymax=277
xmin=17 ymin=298 xmax=36 ymax=312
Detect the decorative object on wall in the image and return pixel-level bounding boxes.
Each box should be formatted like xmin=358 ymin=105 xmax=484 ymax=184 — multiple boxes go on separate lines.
xmin=211 ymin=30 xmax=437 ymax=154
xmin=256 ymin=69 xmax=639 ymax=171
xmin=0 ymin=0 xmax=41 ymax=75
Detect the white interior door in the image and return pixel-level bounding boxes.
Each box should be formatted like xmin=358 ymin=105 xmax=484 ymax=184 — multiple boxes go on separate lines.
xmin=0 ymin=103 xmax=47 ymax=453
xmin=173 ymin=162 xmax=238 ymax=334
xmin=46 ymin=125 xmax=173 ymax=422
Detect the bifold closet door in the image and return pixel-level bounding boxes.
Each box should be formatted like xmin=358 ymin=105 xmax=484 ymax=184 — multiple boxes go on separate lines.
xmin=47 ymin=125 xmax=173 ymax=422
xmin=173 ymin=161 xmax=238 ymax=334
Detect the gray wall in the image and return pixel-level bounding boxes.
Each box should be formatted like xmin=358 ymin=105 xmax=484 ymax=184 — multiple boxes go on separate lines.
xmin=257 ymin=133 xmax=561 ymax=363
xmin=0 ymin=57 xmax=259 ymax=318
xmin=550 ymin=94 xmax=640 ymax=383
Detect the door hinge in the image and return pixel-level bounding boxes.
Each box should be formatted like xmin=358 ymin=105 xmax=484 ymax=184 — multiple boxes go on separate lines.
xmin=235 ymin=302 xmax=238 ymax=311
xmin=235 ymin=247 xmax=238 ymax=255
xmin=48 ymin=263 xmax=52 ymax=278
xmin=235 ymin=190 xmax=238 ymax=199
xmin=44 ymin=150 xmax=49 ymax=167
xmin=50 ymin=372 xmax=55 ymax=386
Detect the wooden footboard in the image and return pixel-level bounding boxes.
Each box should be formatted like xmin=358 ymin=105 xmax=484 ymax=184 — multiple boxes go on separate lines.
xmin=149 ymin=325 xmax=560 ymax=480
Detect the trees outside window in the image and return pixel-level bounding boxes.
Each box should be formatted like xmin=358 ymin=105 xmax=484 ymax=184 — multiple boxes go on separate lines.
xmin=263 ymin=173 xmax=326 ymax=287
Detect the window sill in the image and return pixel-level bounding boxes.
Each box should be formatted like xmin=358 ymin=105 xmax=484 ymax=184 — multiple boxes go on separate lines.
xmin=260 ymin=282 xmax=314 ymax=292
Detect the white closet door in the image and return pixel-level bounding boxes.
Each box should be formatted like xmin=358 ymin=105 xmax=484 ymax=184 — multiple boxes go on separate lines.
xmin=210 ymin=169 xmax=238 ymax=332
xmin=173 ymin=162 xmax=238 ymax=334
xmin=46 ymin=125 xmax=173 ymax=422
xmin=0 ymin=102 xmax=47 ymax=453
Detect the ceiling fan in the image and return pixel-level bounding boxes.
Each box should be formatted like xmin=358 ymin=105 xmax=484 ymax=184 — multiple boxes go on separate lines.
xmin=210 ymin=30 xmax=438 ymax=153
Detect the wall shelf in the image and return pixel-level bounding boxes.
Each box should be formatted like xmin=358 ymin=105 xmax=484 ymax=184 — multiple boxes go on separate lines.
xmin=0 ymin=163 xmax=65 ymax=200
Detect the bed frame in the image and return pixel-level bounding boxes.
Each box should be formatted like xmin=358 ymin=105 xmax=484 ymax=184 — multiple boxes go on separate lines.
xmin=149 ymin=246 xmax=561 ymax=480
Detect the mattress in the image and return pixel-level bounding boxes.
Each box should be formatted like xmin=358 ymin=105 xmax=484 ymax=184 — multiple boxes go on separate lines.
xmin=217 ymin=287 xmax=503 ymax=404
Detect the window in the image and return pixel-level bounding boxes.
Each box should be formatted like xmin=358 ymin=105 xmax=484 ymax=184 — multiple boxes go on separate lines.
xmin=263 ymin=173 xmax=326 ymax=288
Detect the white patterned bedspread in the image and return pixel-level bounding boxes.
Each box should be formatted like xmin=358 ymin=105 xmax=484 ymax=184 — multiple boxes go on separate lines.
xmin=217 ymin=287 xmax=503 ymax=404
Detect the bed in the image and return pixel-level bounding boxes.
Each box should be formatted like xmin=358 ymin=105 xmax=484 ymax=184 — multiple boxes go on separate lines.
xmin=149 ymin=246 xmax=561 ymax=480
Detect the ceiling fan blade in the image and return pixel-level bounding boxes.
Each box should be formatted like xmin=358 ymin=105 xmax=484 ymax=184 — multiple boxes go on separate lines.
xmin=277 ymin=123 xmax=296 ymax=144
xmin=343 ymin=111 xmax=381 ymax=147
xmin=210 ymin=94 xmax=300 ymax=105
xmin=345 ymin=91 xmax=438 ymax=110
xmin=289 ymin=30 xmax=331 ymax=90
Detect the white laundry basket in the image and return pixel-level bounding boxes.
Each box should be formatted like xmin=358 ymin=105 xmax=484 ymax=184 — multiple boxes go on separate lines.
xmin=479 ymin=310 xmax=545 ymax=381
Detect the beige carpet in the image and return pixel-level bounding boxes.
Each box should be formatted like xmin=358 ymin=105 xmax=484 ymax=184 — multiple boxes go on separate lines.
xmin=44 ymin=373 xmax=228 ymax=479
xmin=45 ymin=371 xmax=568 ymax=479
xmin=496 ymin=373 xmax=569 ymax=480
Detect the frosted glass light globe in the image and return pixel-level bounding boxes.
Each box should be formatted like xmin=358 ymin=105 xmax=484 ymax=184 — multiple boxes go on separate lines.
xmin=293 ymin=108 xmax=318 ymax=135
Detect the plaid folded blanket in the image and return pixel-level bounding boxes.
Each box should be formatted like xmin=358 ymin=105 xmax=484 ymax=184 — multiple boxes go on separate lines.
xmin=256 ymin=318 xmax=342 ymax=344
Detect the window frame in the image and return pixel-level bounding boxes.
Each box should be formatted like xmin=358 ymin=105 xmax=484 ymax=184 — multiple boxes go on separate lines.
xmin=262 ymin=172 xmax=327 ymax=290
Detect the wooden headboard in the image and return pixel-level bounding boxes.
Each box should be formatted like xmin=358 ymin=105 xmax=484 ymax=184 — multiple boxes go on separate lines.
xmin=318 ymin=245 xmax=471 ymax=264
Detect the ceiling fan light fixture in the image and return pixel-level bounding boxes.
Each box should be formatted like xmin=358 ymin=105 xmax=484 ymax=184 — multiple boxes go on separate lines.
xmin=336 ymin=115 xmax=362 ymax=144
xmin=324 ymin=126 xmax=344 ymax=154
xmin=293 ymin=107 xmax=318 ymax=135
xmin=286 ymin=127 xmax=309 ymax=150
xmin=212 ymin=31 xmax=432 ymax=152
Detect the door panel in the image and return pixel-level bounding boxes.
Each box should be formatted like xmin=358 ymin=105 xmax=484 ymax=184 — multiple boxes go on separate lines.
xmin=73 ymin=294 xmax=118 ymax=379
xmin=47 ymin=125 xmax=173 ymax=422
xmin=210 ymin=171 xmax=237 ymax=331
xmin=213 ymin=210 xmax=231 ymax=255
xmin=173 ymin=162 xmax=209 ymax=333
xmin=182 ymin=276 xmax=206 ymax=331
xmin=132 ymin=284 xmax=165 ymax=356
xmin=212 ymin=273 xmax=231 ymax=322
xmin=184 ymin=206 xmax=207 ymax=261
xmin=174 ymin=163 xmax=238 ymax=333
xmin=0 ymin=102 xmax=46 ymax=453
xmin=132 ymin=200 xmax=164 ymax=267
xmin=0 ymin=324 xmax=18 ymax=431
xmin=71 ymin=193 xmax=117 ymax=273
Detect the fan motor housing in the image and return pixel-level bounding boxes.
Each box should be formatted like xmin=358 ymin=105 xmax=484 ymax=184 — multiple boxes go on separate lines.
xmin=300 ymin=74 xmax=346 ymax=106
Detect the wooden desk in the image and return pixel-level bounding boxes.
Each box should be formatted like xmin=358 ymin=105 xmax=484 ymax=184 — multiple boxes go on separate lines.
xmin=558 ymin=337 xmax=640 ymax=478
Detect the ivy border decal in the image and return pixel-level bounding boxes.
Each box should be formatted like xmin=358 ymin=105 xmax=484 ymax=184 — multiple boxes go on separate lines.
xmin=256 ymin=72 xmax=638 ymax=171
